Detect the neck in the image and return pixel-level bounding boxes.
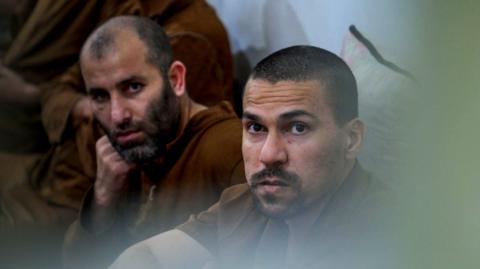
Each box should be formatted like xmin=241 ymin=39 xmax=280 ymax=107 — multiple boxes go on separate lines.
xmin=177 ymin=96 xmax=207 ymax=135
xmin=284 ymin=194 xmax=331 ymax=246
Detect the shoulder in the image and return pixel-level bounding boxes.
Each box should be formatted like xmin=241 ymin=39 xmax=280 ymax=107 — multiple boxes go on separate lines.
xmin=217 ymin=184 xmax=250 ymax=205
xmin=176 ymin=184 xmax=252 ymax=253
xmin=338 ymin=164 xmax=396 ymax=235
xmin=355 ymin=166 xmax=394 ymax=212
xmin=199 ymin=102 xmax=242 ymax=141
xmin=191 ymin=102 xmax=243 ymax=165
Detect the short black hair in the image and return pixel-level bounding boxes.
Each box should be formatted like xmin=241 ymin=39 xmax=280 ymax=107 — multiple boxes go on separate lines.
xmin=250 ymin=45 xmax=358 ymax=125
xmin=85 ymin=16 xmax=173 ymax=75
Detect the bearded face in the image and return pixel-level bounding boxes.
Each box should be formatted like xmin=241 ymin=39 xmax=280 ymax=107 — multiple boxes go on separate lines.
xmin=99 ymin=81 xmax=180 ymax=163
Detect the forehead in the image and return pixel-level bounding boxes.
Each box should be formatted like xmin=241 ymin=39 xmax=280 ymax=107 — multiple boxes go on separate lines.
xmin=81 ymin=30 xmax=154 ymax=85
xmin=243 ymin=79 xmax=331 ymax=117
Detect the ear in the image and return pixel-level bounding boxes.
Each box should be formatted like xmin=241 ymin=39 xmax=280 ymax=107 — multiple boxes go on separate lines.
xmin=344 ymin=118 xmax=365 ymax=160
xmin=167 ymin=60 xmax=187 ymax=97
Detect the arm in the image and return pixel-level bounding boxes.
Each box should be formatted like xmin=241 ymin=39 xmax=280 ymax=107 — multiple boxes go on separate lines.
xmin=63 ymin=135 xmax=137 ymax=269
xmin=40 ymin=64 xmax=88 ymax=144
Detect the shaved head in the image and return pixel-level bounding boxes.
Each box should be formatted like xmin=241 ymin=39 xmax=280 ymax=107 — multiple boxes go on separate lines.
xmin=81 ymin=16 xmax=173 ymax=75
xmin=249 ymin=45 xmax=358 ymax=125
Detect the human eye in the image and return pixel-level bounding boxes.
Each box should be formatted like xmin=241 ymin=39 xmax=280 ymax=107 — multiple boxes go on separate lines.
xmin=127 ymin=82 xmax=144 ymax=93
xmin=88 ymin=89 xmax=109 ymax=103
xmin=246 ymin=122 xmax=266 ymax=134
xmin=289 ymin=122 xmax=309 ymax=135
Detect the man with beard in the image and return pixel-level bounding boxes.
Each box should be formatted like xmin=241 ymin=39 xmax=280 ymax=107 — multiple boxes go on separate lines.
xmin=62 ymin=16 xmax=244 ymax=269
xmin=108 ymin=45 xmax=393 ymax=269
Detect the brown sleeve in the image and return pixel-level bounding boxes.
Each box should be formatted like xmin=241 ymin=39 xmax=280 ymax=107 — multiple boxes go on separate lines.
xmin=176 ymin=184 xmax=252 ymax=256
xmin=40 ymin=64 xmax=85 ymax=144
xmin=176 ymin=202 xmax=220 ymax=255
xmin=229 ymin=159 xmax=246 ymax=186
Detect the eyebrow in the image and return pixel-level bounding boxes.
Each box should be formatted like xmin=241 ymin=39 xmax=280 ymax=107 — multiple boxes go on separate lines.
xmin=242 ymin=112 xmax=260 ymax=121
xmin=279 ymin=110 xmax=317 ymax=121
xmin=115 ymin=75 xmax=146 ymax=88
xmin=86 ymin=75 xmax=147 ymax=93
xmin=242 ymin=110 xmax=317 ymax=122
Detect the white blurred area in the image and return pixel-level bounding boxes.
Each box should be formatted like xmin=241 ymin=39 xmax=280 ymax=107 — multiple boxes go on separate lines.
xmin=207 ymin=0 xmax=420 ymax=76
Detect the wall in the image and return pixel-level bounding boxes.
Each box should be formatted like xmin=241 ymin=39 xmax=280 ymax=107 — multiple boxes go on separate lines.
xmin=207 ymin=0 xmax=421 ymax=78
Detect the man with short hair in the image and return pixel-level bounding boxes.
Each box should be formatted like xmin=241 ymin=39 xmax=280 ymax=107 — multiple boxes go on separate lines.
xmin=109 ymin=45 xmax=392 ymax=269
xmin=62 ymin=16 xmax=244 ymax=269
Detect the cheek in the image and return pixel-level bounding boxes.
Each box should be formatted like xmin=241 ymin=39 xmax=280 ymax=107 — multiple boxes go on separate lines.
xmin=242 ymin=138 xmax=259 ymax=180
xmin=292 ymin=136 xmax=344 ymax=187
xmin=294 ymin=147 xmax=329 ymax=180
xmin=131 ymin=100 xmax=149 ymax=119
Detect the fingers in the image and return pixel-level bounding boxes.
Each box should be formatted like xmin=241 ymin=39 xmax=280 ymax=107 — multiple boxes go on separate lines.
xmin=96 ymin=135 xmax=116 ymax=157
xmin=94 ymin=135 xmax=135 ymax=206
xmin=96 ymin=135 xmax=136 ymax=169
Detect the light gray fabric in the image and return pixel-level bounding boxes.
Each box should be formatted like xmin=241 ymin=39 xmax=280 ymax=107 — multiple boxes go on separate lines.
xmin=109 ymin=229 xmax=214 ymax=269
xmin=341 ymin=28 xmax=417 ymax=181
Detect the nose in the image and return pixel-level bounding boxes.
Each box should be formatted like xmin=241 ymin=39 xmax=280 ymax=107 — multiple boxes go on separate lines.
xmin=259 ymin=132 xmax=288 ymax=166
xmin=110 ymin=94 xmax=131 ymax=126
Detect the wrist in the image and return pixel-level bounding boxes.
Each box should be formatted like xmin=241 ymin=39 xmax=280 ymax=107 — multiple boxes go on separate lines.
xmin=93 ymin=186 xmax=118 ymax=208
xmin=90 ymin=188 xmax=119 ymax=234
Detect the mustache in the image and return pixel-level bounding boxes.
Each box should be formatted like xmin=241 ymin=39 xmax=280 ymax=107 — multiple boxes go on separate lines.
xmin=96 ymin=118 xmax=142 ymax=139
xmin=250 ymin=166 xmax=300 ymax=187
xmin=110 ymin=120 xmax=142 ymax=136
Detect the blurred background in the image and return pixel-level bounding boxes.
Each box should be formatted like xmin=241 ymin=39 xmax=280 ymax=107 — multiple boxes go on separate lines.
xmin=1 ymin=0 xmax=478 ymax=268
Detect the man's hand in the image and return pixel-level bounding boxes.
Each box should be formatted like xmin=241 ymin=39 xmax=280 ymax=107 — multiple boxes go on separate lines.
xmin=0 ymin=63 xmax=39 ymax=106
xmin=91 ymin=135 xmax=136 ymax=232
xmin=94 ymin=135 xmax=135 ymax=206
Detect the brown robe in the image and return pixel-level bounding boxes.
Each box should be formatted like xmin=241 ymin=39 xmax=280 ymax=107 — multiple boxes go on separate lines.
xmin=176 ymin=163 xmax=393 ymax=269
xmin=64 ymin=102 xmax=245 ymax=269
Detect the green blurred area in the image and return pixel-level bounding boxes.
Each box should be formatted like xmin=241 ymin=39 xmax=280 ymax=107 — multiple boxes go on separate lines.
xmin=396 ymin=1 xmax=480 ymax=268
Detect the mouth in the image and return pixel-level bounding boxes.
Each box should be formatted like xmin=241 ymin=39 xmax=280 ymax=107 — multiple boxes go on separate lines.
xmin=115 ymin=130 xmax=143 ymax=145
xmin=255 ymin=178 xmax=290 ymax=193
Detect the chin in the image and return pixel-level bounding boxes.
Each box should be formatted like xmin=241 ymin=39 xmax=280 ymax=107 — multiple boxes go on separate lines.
xmin=118 ymin=144 xmax=159 ymax=163
xmin=254 ymin=195 xmax=297 ymax=219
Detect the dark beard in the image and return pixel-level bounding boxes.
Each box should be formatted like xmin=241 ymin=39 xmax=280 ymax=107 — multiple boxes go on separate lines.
xmin=101 ymin=82 xmax=180 ymax=164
